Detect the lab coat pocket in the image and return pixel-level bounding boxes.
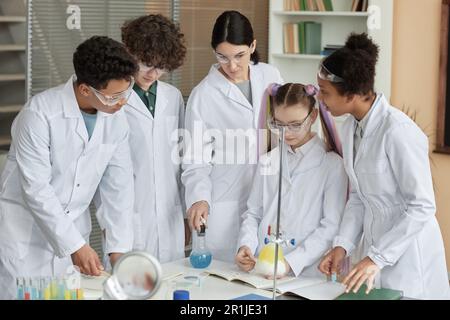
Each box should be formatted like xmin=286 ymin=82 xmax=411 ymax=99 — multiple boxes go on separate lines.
xmin=95 ymin=144 xmax=116 ymax=175
xmin=358 ymin=158 xmax=388 ymax=174
xmin=0 ymin=204 xmax=33 ymax=259
xmin=357 ymin=159 xmax=397 ymax=195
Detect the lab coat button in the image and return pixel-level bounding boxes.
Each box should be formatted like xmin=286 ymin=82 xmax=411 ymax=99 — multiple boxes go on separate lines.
xmin=65 ymin=210 xmax=70 ymax=214
xmin=76 ymin=184 xmax=80 ymax=187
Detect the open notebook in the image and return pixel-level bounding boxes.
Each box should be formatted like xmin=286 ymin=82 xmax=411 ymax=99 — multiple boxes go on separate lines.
xmin=205 ymin=260 xmax=346 ymax=299
xmin=205 ymin=260 xmax=296 ymax=289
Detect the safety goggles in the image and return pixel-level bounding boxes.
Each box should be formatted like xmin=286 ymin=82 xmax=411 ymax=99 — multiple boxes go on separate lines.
xmin=317 ymin=62 xmax=344 ymax=83
xmin=267 ymin=109 xmax=314 ymax=134
xmin=89 ymin=78 xmax=135 ymax=106
xmin=214 ymin=44 xmax=254 ymax=65
xmin=138 ymin=62 xmax=167 ymax=76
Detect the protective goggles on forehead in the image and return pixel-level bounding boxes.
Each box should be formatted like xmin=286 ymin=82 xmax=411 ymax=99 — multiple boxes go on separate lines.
xmin=317 ymin=62 xmax=345 ymax=83
xmin=89 ymin=78 xmax=135 ymax=106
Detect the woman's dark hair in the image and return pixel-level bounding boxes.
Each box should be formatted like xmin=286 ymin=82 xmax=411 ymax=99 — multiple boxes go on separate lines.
xmin=73 ymin=36 xmax=137 ymax=90
xmin=121 ymin=14 xmax=186 ymax=72
xmin=211 ymin=10 xmax=259 ymax=64
xmin=322 ymin=33 xmax=379 ymax=97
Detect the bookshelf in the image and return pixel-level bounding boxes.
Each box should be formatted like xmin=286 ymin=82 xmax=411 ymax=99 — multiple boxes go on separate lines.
xmin=269 ymin=0 xmax=393 ymax=131
xmin=0 ymin=0 xmax=27 ymax=151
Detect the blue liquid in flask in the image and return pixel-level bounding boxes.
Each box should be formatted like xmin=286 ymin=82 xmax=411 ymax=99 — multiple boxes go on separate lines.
xmin=189 ymin=253 xmax=212 ymax=269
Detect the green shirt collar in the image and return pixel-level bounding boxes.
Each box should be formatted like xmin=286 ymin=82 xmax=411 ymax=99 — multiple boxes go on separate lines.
xmin=133 ymin=81 xmax=157 ymax=97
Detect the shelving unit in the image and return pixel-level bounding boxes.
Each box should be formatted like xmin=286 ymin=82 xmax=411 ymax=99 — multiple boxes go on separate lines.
xmin=0 ymin=0 xmax=27 ymax=150
xmin=269 ymin=0 xmax=393 ymax=133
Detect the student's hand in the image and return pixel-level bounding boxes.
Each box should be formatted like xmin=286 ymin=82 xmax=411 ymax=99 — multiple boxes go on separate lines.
xmin=318 ymin=246 xmax=346 ymax=276
xmin=71 ymin=244 xmax=104 ymax=276
xmin=187 ymin=201 xmax=209 ymax=232
xmin=109 ymin=252 xmax=123 ymax=267
xmin=184 ymin=218 xmax=192 ymax=247
xmin=235 ymin=246 xmax=257 ymax=272
xmin=265 ymin=259 xmax=291 ymax=280
xmin=342 ymin=256 xmax=380 ymax=294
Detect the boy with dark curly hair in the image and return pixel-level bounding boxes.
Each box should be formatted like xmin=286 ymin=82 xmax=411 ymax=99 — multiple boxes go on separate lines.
xmin=119 ymin=14 xmax=187 ymax=263
xmin=0 ymin=36 xmax=138 ymax=299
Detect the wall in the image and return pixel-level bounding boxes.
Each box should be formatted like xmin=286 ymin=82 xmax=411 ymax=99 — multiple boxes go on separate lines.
xmin=391 ymin=0 xmax=450 ymax=271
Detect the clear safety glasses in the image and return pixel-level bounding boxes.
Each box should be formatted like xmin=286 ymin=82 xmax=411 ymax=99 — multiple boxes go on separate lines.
xmin=138 ymin=62 xmax=168 ymax=76
xmin=89 ymin=78 xmax=135 ymax=106
xmin=214 ymin=44 xmax=254 ymax=65
xmin=267 ymin=109 xmax=314 ymax=134
xmin=317 ymin=62 xmax=345 ymax=83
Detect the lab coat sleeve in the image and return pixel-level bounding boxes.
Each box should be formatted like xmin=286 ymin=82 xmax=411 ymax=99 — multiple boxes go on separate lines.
xmin=285 ymin=156 xmax=348 ymax=276
xmin=14 ymin=109 xmax=86 ymax=258
xmin=333 ymin=175 xmax=364 ymax=256
xmin=237 ymin=162 xmax=264 ymax=254
xmin=96 ymin=126 xmax=134 ymax=255
xmin=181 ymin=92 xmax=213 ymax=209
xmin=367 ymin=123 xmax=436 ymax=269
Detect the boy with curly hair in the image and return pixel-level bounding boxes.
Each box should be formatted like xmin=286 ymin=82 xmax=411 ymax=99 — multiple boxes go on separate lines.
xmin=119 ymin=14 xmax=187 ymax=263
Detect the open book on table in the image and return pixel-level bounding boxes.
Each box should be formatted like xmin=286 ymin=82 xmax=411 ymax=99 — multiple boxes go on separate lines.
xmin=205 ymin=260 xmax=346 ymax=299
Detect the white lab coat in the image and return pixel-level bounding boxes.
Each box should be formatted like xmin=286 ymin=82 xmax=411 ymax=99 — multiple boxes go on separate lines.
xmin=238 ymin=135 xmax=348 ymax=277
xmin=182 ymin=63 xmax=283 ymax=262
xmin=0 ymin=76 xmax=134 ymax=299
xmin=333 ymin=93 xmax=449 ymax=299
xmin=123 ymin=81 xmax=185 ymax=263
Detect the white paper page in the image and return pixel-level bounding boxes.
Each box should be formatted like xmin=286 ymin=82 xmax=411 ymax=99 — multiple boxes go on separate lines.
xmin=206 ymin=260 xmax=295 ymax=289
xmin=287 ymin=282 xmax=346 ymax=300
xmin=275 ymin=276 xmax=327 ymax=294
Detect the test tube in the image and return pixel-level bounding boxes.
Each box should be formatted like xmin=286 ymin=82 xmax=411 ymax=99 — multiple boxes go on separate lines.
xmin=16 ymin=277 xmax=24 ymax=300
xmin=50 ymin=277 xmax=58 ymax=300
xmin=43 ymin=277 xmax=51 ymax=300
xmin=24 ymin=278 xmax=31 ymax=300
xmin=64 ymin=289 xmax=71 ymax=300
xmin=58 ymin=277 xmax=66 ymax=300
xmin=31 ymin=278 xmax=39 ymax=300
xmin=77 ymin=288 xmax=84 ymax=300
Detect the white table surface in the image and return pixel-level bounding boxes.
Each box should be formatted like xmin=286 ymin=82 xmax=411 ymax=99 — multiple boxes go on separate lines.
xmin=83 ymin=258 xmax=279 ymax=300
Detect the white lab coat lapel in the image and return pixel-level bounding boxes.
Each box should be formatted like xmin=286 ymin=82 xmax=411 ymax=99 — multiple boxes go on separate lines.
xmin=62 ymin=76 xmax=89 ymax=145
xmin=290 ymin=136 xmax=325 ymax=175
xmin=84 ymin=112 xmax=106 ymax=153
xmin=154 ymin=82 xmax=169 ymax=120
xmin=353 ymin=94 xmax=385 ymax=167
xmin=127 ymin=89 xmax=153 ymax=120
xmin=342 ymin=117 xmax=359 ymax=191
xmin=207 ymin=64 xmax=253 ymax=112
xmin=285 ymin=136 xmax=325 ymax=190
xmin=249 ymin=63 xmax=264 ymax=128
xmin=60 ymin=75 xmax=109 ymax=151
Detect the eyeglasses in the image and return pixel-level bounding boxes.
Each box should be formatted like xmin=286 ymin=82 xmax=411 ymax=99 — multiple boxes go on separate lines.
xmin=317 ymin=62 xmax=345 ymax=83
xmin=267 ymin=109 xmax=314 ymax=133
xmin=214 ymin=45 xmax=254 ymax=65
xmin=89 ymin=78 xmax=135 ymax=106
xmin=138 ymin=62 xmax=167 ymax=76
